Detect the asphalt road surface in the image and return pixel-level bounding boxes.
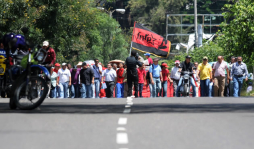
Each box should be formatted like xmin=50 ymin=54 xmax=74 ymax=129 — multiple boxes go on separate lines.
xmin=1 ymin=97 xmax=254 ymax=149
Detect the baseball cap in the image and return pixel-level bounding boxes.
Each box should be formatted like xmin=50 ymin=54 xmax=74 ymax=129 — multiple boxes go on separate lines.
xmin=43 ymin=41 xmax=49 ymax=46
xmin=82 ymin=62 xmax=87 ymax=66
xmin=144 ymin=53 xmax=150 ymax=56
xmin=62 ymin=63 xmax=67 ymax=66
xmin=203 ymin=56 xmax=208 ymax=60
xmin=153 ymin=58 xmax=159 ymax=61
xmin=162 ymin=63 xmax=168 ymax=67
xmin=55 ymin=63 xmax=60 ymax=67
xmin=186 ymin=55 xmax=192 ymax=59
xmin=175 ymin=60 xmax=180 ymax=64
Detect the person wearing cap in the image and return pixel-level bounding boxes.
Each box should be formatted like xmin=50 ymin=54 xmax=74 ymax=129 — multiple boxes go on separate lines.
xmin=212 ymin=56 xmax=229 ymax=97
xmin=176 ymin=55 xmax=196 ymax=97
xmin=57 ymin=63 xmax=71 ymax=98
xmin=42 ymin=41 xmax=56 ymax=73
xmin=92 ymin=59 xmax=102 ymax=98
xmin=101 ymin=63 xmax=117 ymax=98
xmin=170 ymin=60 xmax=181 ymax=96
xmin=197 ymin=56 xmax=212 ymax=97
xmin=125 ymin=51 xmax=143 ymax=98
xmin=80 ymin=62 xmax=94 ymax=98
xmin=70 ymin=63 xmax=82 ymax=98
xmin=230 ymin=56 xmax=248 ymax=97
xmin=161 ymin=63 xmax=170 ymax=97
xmin=144 ymin=53 xmax=153 ymax=65
xmin=50 ymin=63 xmax=60 ymax=98
xmin=149 ymin=58 xmax=162 ymax=98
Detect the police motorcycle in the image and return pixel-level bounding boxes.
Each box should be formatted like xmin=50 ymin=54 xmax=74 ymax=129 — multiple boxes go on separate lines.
xmin=179 ymin=71 xmax=193 ymax=97
xmin=1 ymin=33 xmax=50 ymax=110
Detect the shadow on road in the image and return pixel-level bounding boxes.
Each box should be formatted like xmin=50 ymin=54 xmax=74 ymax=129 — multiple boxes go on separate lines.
xmin=1 ymin=102 xmax=254 ymax=114
xmin=131 ymin=103 xmax=254 ymax=114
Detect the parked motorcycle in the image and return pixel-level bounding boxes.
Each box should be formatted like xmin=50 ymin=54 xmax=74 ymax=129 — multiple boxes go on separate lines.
xmin=179 ymin=71 xmax=193 ymax=97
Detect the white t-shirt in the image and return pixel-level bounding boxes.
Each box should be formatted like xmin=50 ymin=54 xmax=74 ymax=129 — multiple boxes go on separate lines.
xmin=58 ymin=68 xmax=71 ymax=83
xmin=170 ymin=66 xmax=181 ymax=80
xmin=102 ymin=69 xmax=116 ymax=82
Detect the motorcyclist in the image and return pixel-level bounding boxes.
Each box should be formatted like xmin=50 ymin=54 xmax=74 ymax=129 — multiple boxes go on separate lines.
xmin=176 ymin=55 xmax=196 ymax=97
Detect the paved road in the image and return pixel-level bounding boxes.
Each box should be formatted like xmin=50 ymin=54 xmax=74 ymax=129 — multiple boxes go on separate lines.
xmin=1 ymin=97 xmax=254 ymax=149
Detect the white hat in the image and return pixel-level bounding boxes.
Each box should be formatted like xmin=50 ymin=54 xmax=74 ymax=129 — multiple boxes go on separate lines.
xmin=62 ymin=63 xmax=67 ymax=66
xmin=43 ymin=41 xmax=49 ymax=46
xmin=77 ymin=62 xmax=82 ymax=66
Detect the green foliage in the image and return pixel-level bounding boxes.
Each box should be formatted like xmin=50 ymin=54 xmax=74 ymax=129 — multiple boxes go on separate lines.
xmin=217 ymin=0 xmax=254 ymax=72
xmin=0 ymin=0 xmax=128 ymax=65
xmin=165 ymin=42 xmax=225 ymax=69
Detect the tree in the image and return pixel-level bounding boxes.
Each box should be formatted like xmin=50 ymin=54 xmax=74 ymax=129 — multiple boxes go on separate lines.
xmin=217 ymin=0 xmax=254 ymax=72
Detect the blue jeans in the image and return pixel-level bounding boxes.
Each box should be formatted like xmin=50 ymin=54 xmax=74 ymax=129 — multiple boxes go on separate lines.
xmin=200 ymin=79 xmax=210 ymax=97
xmin=151 ymin=78 xmax=162 ymax=98
xmin=71 ymin=84 xmax=80 ymax=98
xmin=116 ymin=83 xmax=124 ymax=98
xmin=233 ymin=76 xmax=244 ymax=97
xmin=209 ymin=83 xmax=214 ymax=97
xmin=176 ymin=77 xmax=196 ymax=97
xmin=149 ymin=84 xmax=153 ymax=97
xmin=59 ymin=82 xmax=69 ymax=98
xmin=80 ymin=84 xmax=92 ymax=98
xmin=161 ymin=81 xmax=168 ymax=97
xmin=94 ymin=79 xmax=101 ymax=98
xmin=138 ymin=83 xmax=144 ymax=97
xmin=50 ymin=87 xmax=57 ymax=98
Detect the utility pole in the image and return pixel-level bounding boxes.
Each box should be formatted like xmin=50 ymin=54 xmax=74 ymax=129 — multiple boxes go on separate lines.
xmin=194 ymin=0 xmax=198 ymax=48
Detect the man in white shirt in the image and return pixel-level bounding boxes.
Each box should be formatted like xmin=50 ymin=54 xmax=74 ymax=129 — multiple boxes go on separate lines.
xmin=57 ymin=63 xmax=71 ymax=98
xmin=101 ymin=63 xmax=117 ymax=98
xmin=170 ymin=60 xmax=181 ymax=96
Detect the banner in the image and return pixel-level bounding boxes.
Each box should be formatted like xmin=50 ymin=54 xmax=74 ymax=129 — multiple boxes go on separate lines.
xmin=131 ymin=22 xmax=171 ymax=58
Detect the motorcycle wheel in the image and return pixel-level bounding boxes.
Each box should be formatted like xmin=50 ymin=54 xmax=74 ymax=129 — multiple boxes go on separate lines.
xmin=183 ymin=84 xmax=188 ymax=97
xmin=14 ymin=76 xmax=48 ymax=110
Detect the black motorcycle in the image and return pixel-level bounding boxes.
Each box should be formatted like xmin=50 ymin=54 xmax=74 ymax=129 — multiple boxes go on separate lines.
xmin=179 ymin=71 xmax=193 ymax=97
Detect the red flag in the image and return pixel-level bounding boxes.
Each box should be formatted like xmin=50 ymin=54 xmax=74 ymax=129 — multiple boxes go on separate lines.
xmin=131 ymin=22 xmax=171 ymax=58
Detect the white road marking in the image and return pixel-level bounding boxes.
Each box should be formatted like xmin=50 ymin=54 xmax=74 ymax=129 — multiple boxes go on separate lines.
xmin=117 ymin=133 xmax=129 ymax=144
xmin=118 ymin=118 xmax=127 ymax=125
xmin=117 ymin=127 xmax=126 ymax=131
xmin=126 ymin=102 xmax=133 ymax=105
xmin=125 ymin=105 xmax=131 ymax=108
xmin=123 ymin=108 xmax=131 ymax=114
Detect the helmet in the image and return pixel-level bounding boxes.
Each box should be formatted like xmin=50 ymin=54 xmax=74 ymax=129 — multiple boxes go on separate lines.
xmin=2 ymin=33 xmax=15 ymax=49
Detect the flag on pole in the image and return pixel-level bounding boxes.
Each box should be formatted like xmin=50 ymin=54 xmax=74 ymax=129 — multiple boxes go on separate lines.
xmin=131 ymin=22 xmax=171 ymax=58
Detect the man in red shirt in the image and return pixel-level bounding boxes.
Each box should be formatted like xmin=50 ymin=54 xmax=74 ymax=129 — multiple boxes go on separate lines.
xmin=137 ymin=63 xmax=146 ymax=97
xmin=161 ymin=63 xmax=170 ymax=97
xmin=144 ymin=53 xmax=153 ymax=65
xmin=42 ymin=41 xmax=56 ymax=74
xmin=116 ymin=62 xmax=125 ymax=98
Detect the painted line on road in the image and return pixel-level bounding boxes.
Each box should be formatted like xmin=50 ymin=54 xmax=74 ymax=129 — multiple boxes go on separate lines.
xmin=123 ymin=108 xmax=131 ymax=114
xmin=118 ymin=118 xmax=127 ymax=125
xmin=117 ymin=133 xmax=129 ymax=144
xmin=117 ymin=127 xmax=126 ymax=131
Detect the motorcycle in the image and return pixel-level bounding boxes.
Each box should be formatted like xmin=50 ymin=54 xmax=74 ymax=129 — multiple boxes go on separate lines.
xmin=179 ymin=71 xmax=193 ymax=97
xmin=0 ymin=39 xmax=50 ymax=110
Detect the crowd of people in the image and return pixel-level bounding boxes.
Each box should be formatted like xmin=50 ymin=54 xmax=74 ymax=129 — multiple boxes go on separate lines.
xmin=48 ymin=48 xmax=252 ymax=99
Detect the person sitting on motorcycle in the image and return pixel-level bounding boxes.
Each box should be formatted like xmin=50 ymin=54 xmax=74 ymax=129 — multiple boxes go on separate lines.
xmin=176 ymin=55 xmax=196 ymax=97
xmin=42 ymin=41 xmax=56 ymax=74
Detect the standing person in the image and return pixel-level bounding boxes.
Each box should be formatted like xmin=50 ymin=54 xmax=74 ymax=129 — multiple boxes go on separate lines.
xmin=149 ymin=58 xmax=162 ymax=98
xmin=101 ymin=63 xmax=117 ymax=98
xmin=229 ymin=56 xmax=236 ymax=96
xmin=230 ymin=56 xmax=248 ymax=97
xmin=144 ymin=53 xmax=153 ymax=65
xmin=125 ymin=51 xmax=142 ymax=98
xmin=161 ymin=63 xmax=170 ymax=97
xmin=42 ymin=41 xmax=56 ymax=73
xmin=70 ymin=62 xmax=82 ymax=98
xmin=193 ymin=62 xmax=200 ymax=97
xmin=116 ymin=63 xmax=125 ymax=98
xmin=52 ymin=63 xmax=61 ymax=98
xmin=176 ymin=55 xmax=196 ymax=97
xmin=170 ymin=60 xmax=181 ymax=96
xmin=80 ymin=62 xmax=94 ymax=98
xmin=113 ymin=63 xmax=118 ymax=71
xmin=222 ymin=57 xmax=230 ymax=97
xmin=212 ymin=56 xmax=229 ymax=97
xmin=197 ymin=56 xmax=212 ymax=97
xmin=56 ymin=63 xmax=71 ymax=98
xmin=67 ymin=63 xmax=72 ymax=70
xmin=137 ymin=63 xmax=146 ymax=98
xmin=92 ymin=59 xmax=102 ymax=98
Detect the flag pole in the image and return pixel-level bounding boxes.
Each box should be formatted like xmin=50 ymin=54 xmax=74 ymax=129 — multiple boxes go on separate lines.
xmin=129 ymin=21 xmax=136 ymax=56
